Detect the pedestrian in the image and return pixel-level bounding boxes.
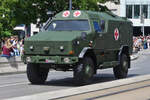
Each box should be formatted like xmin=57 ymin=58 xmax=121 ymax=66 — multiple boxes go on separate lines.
xmin=0 ymin=39 xmax=13 ymax=59
xmin=143 ymin=37 xmax=148 ymax=49
xmin=147 ymin=36 xmax=150 ymax=49
xmin=12 ymin=37 xmax=20 ymax=56
xmin=19 ymin=39 xmax=24 ymax=56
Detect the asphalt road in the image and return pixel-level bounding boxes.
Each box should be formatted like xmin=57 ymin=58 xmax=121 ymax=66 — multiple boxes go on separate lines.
xmin=0 ymin=50 xmax=150 ymax=100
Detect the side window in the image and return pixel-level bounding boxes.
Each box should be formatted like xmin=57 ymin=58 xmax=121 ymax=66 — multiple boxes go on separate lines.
xmin=93 ymin=21 xmax=101 ymax=32
xmin=100 ymin=20 xmax=105 ymax=32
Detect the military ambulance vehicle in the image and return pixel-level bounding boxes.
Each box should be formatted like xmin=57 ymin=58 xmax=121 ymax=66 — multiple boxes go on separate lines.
xmin=22 ymin=10 xmax=133 ymax=85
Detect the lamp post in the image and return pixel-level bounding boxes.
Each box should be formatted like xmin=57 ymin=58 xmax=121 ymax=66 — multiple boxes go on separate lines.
xmin=69 ymin=0 xmax=72 ymax=10
xmin=140 ymin=5 xmax=145 ymax=37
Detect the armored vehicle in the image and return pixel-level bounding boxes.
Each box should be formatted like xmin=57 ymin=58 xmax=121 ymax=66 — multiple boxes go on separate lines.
xmin=22 ymin=10 xmax=133 ymax=85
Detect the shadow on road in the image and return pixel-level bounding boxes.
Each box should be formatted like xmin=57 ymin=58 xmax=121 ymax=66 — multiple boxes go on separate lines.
xmin=42 ymin=73 xmax=139 ymax=87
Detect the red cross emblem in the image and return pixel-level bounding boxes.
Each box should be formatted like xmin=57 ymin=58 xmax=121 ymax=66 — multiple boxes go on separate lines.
xmin=114 ymin=28 xmax=119 ymax=40
xmin=62 ymin=11 xmax=70 ymax=17
xmin=73 ymin=11 xmax=81 ymax=17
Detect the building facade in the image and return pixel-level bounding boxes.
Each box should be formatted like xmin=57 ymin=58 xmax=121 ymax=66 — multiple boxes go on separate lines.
xmin=105 ymin=0 xmax=150 ymax=36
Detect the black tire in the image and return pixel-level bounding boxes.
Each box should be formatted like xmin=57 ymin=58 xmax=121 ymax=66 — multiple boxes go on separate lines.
xmin=113 ymin=54 xmax=129 ymax=79
xmin=27 ymin=63 xmax=49 ymax=84
xmin=74 ymin=57 xmax=94 ymax=85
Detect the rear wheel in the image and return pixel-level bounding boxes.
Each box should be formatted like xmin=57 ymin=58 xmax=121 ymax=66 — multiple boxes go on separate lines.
xmin=113 ymin=54 xmax=129 ymax=79
xmin=74 ymin=57 xmax=94 ymax=85
xmin=27 ymin=63 xmax=49 ymax=84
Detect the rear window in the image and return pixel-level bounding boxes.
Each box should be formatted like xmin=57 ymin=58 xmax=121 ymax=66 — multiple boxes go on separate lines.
xmin=46 ymin=20 xmax=90 ymax=31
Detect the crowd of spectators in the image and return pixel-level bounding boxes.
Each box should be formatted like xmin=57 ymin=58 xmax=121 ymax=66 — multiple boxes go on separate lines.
xmin=133 ymin=35 xmax=150 ymax=53
xmin=0 ymin=36 xmax=24 ymax=59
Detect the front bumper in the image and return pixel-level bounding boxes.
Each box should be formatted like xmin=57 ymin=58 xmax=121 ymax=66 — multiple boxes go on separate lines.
xmin=22 ymin=55 xmax=79 ymax=64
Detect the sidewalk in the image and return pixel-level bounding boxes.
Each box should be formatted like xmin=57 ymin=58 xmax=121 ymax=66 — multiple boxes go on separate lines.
xmin=0 ymin=56 xmax=26 ymax=75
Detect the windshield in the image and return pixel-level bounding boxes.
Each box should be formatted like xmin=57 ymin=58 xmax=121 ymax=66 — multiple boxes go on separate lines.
xmin=46 ymin=20 xmax=90 ymax=31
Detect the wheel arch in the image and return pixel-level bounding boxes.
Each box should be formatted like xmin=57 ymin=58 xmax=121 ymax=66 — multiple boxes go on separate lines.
xmin=79 ymin=47 xmax=97 ymax=71
xmin=118 ymin=45 xmax=131 ymax=68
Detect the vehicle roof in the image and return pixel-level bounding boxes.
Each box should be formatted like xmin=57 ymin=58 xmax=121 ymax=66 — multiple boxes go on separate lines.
xmin=54 ymin=10 xmax=131 ymax=23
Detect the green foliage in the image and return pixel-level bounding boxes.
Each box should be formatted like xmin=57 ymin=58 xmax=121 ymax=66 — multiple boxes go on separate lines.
xmin=0 ymin=0 xmax=17 ymax=39
xmin=0 ymin=0 xmax=115 ymax=39
xmin=17 ymin=0 xmax=110 ymax=24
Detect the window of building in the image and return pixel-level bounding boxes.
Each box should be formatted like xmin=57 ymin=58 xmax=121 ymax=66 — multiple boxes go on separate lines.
xmin=142 ymin=5 xmax=148 ymax=19
xmin=126 ymin=5 xmax=132 ymax=18
xmin=134 ymin=5 xmax=140 ymax=19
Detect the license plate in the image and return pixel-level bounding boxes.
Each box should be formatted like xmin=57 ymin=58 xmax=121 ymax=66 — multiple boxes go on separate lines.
xmin=45 ymin=59 xmax=55 ymax=63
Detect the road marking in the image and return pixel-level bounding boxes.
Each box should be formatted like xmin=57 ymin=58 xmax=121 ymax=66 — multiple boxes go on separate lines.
xmin=0 ymin=73 xmax=25 ymax=78
xmin=5 ymin=74 xmax=150 ymax=100
xmin=0 ymin=82 xmax=30 ymax=88
xmin=129 ymin=67 xmax=141 ymax=71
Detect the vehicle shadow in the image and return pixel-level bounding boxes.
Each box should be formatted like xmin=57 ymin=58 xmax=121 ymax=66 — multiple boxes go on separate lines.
xmin=43 ymin=73 xmax=139 ymax=87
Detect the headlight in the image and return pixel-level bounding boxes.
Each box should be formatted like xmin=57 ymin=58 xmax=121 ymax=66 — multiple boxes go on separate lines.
xmin=64 ymin=58 xmax=70 ymax=63
xmin=73 ymin=41 xmax=80 ymax=45
xmin=26 ymin=57 xmax=31 ymax=62
xmin=29 ymin=46 xmax=34 ymax=50
xmin=60 ymin=46 xmax=64 ymax=51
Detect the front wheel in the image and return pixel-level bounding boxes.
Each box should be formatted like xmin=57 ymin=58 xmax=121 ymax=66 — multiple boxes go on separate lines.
xmin=27 ymin=63 xmax=49 ymax=84
xmin=74 ymin=57 xmax=94 ymax=85
xmin=113 ymin=54 xmax=129 ymax=79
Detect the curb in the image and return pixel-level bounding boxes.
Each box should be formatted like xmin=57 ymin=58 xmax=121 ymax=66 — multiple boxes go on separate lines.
xmin=0 ymin=71 xmax=26 ymax=76
xmin=0 ymin=63 xmax=26 ymax=75
xmin=0 ymin=61 xmax=22 ymax=64
xmin=130 ymin=54 xmax=139 ymax=61
xmin=5 ymin=74 xmax=150 ymax=100
xmin=0 ymin=56 xmax=26 ymax=75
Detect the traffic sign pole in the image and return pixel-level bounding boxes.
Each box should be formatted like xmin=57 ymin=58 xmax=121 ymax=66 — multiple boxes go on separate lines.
xmin=142 ymin=23 xmax=144 ymax=37
xmin=140 ymin=12 xmax=145 ymax=36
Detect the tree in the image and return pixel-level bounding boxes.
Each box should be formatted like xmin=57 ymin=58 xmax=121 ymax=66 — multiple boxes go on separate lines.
xmin=12 ymin=0 xmax=113 ymax=25
xmin=0 ymin=0 xmax=18 ymax=38
xmin=0 ymin=0 xmax=116 ymax=38
xmin=0 ymin=0 xmax=118 ymax=49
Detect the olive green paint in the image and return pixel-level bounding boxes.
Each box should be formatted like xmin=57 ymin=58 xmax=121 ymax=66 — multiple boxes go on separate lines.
xmin=22 ymin=10 xmax=133 ymax=70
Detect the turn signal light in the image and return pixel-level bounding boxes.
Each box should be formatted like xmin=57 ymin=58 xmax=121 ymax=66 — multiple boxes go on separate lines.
xmin=69 ymin=50 xmax=74 ymax=55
